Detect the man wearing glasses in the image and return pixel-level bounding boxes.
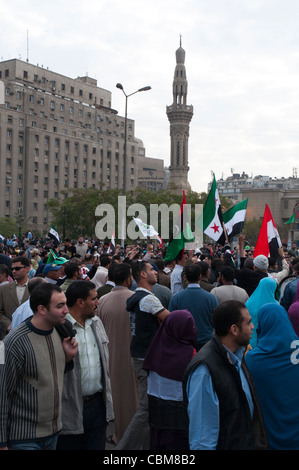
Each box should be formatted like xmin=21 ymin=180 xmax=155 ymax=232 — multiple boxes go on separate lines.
xmin=0 ymin=256 xmax=30 ymax=339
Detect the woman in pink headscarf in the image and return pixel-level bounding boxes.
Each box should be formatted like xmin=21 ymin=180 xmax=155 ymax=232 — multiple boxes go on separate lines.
xmin=288 ymin=280 xmax=299 ymax=335
xmin=143 ymin=309 xmax=197 ymax=450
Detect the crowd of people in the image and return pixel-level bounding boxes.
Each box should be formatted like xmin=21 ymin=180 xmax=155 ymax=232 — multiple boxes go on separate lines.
xmin=0 ymin=230 xmax=299 ymax=451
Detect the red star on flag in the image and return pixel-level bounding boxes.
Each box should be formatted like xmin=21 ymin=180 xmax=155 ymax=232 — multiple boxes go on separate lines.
xmin=211 ymin=223 xmax=220 ymax=233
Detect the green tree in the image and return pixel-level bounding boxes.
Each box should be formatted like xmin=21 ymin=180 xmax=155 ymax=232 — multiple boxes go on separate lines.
xmin=0 ymin=217 xmax=19 ymax=238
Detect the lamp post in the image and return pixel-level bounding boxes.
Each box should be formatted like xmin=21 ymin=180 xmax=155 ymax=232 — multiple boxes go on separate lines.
xmin=116 ymin=83 xmax=151 ymax=248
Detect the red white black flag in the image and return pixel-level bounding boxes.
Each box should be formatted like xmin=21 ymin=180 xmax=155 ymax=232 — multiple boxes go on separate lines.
xmin=254 ymin=204 xmax=281 ymax=259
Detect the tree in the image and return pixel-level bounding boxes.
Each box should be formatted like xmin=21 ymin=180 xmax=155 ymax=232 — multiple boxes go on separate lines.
xmin=0 ymin=217 xmax=19 ymax=238
xmin=46 ymin=186 xmax=211 ymax=243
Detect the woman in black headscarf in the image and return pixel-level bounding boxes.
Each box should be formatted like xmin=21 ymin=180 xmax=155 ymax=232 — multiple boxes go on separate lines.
xmin=143 ymin=309 xmax=197 ymax=450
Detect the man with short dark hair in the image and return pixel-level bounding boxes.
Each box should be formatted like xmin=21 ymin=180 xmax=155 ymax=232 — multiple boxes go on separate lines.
xmin=183 ymin=300 xmax=267 ymax=450
xmin=170 ymin=251 xmax=189 ymax=294
xmin=97 ymin=263 xmax=138 ymax=445
xmin=60 ymin=262 xmax=82 ymax=292
xmin=0 ymin=256 xmax=30 ymax=338
xmin=116 ymin=261 xmax=169 ymax=450
xmin=57 ymin=280 xmax=113 ymax=450
xmin=169 ymin=263 xmax=218 ymax=351
xmin=0 ymin=283 xmax=78 ymax=450
xmin=210 ymin=266 xmax=249 ymax=304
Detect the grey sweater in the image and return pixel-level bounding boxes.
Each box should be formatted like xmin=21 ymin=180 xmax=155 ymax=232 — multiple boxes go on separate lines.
xmin=0 ymin=319 xmax=66 ymax=446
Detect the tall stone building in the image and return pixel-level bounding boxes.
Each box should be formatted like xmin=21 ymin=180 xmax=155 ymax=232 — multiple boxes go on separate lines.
xmin=166 ymin=38 xmax=193 ymax=194
xmin=0 ymin=59 xmax=165 ymax=234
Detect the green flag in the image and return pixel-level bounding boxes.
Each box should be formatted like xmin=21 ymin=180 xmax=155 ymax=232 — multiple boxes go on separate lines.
xmin=285 ymin=212 xmax=295 ymax=224
xmin=164 ymin=191 xmax=194 ymax=262
xmin=46 ymin=249 xmax=68 ymax=265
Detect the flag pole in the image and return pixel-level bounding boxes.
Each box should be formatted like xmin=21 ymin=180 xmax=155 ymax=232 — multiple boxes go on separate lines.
xmin=222 ymin=222 xmax=229 ymax=245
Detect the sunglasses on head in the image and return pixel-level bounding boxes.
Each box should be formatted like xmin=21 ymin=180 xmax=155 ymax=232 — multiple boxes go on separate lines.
xmin=12 ymin=266 xmax=25 ymax=271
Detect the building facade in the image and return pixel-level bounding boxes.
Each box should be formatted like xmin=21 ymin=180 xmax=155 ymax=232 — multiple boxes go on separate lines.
xmin=166 ymin=39 xmax=193 ymax=194
xmin=211 ymin=171 xmax=299 ymax=229
xmin=0 ymin=59 xmax=166 ymax=233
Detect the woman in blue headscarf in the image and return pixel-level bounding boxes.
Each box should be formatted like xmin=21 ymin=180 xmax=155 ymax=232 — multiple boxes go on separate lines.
xmin=245 ymin=303 xmax=299 ymax=450
xmin=245 ymin=277 xmax=279 ymax=348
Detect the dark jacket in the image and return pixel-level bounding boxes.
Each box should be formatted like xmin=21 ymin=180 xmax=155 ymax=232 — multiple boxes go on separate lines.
xmin=183 ymin=333 xmax=267 ymax=450
xmin=235 ymin=268 xmax=268 ymax=296
xmin=127 ymin=290 xmax=159 ymax=359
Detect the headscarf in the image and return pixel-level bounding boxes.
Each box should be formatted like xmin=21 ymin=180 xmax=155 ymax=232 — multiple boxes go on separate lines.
xmin=143 ymin=310 xmax=197 ymax=381
xmin=245 ymin=276 xmax=278 ymax=348
xmin=288 ymin=280 xmax=299 ymax=335
xmin=93 ymin=268 xmax=108 ymax=289
xmin=245 ymin=303 xmax=299 ymax=450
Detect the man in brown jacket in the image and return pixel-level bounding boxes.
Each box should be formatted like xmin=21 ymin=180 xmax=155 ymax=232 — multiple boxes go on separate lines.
xmin=0 ymin=256 xmax=29 ymax=339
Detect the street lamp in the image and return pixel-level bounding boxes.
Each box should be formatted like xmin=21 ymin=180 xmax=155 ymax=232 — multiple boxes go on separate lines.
xmin=116 ymin=82 xmax=151 ymax=248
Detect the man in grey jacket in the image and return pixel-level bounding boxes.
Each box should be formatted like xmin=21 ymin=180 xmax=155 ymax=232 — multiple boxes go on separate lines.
xmin=57 ymin=280 xmax=114 ymax=450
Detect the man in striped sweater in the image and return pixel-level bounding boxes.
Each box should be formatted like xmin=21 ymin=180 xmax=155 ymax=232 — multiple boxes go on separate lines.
xmin=0 ymin=283 xmax=78 ymax=450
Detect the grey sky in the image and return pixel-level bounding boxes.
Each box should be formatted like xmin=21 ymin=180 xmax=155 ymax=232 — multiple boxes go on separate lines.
xmin=2 ymin=0 xmax=299 ymax=193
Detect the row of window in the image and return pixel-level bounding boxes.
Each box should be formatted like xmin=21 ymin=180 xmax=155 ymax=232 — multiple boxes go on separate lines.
xmin=1 ymin=69 xmax=97 ymax=102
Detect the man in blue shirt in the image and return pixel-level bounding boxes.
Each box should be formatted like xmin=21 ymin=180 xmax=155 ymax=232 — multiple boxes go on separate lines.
xmin=183 ymin=300 xmax=267 ymax=450
xmin=168 ymin=263 xmax=218 ymax=351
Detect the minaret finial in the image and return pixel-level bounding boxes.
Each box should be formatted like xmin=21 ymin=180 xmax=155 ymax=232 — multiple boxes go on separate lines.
xmin=180 ymin=34 xmax=182 ymax=47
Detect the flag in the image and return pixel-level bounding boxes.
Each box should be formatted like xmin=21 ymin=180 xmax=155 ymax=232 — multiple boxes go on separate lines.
xmin=201 ymin=173 xmax=226 ymax=245
xmin=285 ymin=202 xmax=299 ymax=224
xmin=133 ymin=218 xmax=159 ymax=238
xmin=164 ymin=191 xmax=194 ymax=262
xmin=254 ymin=204 xmax=282 ymax=258
xmin=48 ymin=224 xmax=60 ymax=245
xmin=46 ymin=249 xmax=68 ymax=265
xmin=156 ymin=235 xmax=163 ymax=247
xmin=222 ymin=199 xmax=248 ymax=242
xmin=133 ymin=218 xmax=163 ymax=247
xmin=285 ymin=212 xmax=295 ymax=224
xmin=107 ymin=231 xmax=115 ymax=254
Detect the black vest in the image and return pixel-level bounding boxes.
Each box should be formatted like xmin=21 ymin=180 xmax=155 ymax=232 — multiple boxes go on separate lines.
xmin=127 ymin=290 xmax=159 ymax=359
xmin=183 ymin=333 xmax=267 ymax=450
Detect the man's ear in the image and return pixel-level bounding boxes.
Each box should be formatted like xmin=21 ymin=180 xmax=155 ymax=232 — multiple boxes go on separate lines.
xmin=36 ymin=304 xmax=48 ymax=317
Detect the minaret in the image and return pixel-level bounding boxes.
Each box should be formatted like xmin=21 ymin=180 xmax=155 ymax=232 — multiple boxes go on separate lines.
xmin=166 ymin=37 xmax=193 ymax=193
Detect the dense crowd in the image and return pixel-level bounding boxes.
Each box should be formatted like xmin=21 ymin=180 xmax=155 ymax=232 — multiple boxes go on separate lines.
xmin=0 ymin=231 xmax=299 ymax=450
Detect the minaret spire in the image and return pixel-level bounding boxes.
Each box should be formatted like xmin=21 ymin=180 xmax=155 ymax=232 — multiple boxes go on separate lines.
xmin=166 ymin=39 xmax=193 ymax=194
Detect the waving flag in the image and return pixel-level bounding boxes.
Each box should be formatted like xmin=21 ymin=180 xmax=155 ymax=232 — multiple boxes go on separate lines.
xmin=201 ymin=173 xmax=226 ymax=245
xmin=254 ymin=204 xmax=282 ymax=258
xmin=223 ymin=199 xmax=248 ymax=242
xmin=48 ymin=224 xmax=60 ymax=245
xmin=107 ymin=231 xmax=115 ymax=253
xmin=164 ymin=191 xmax=194 ymax=261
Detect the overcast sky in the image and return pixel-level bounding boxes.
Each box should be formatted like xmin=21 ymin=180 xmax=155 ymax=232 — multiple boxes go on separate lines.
xmin=2 ymin=0 xmax=299 ymax=193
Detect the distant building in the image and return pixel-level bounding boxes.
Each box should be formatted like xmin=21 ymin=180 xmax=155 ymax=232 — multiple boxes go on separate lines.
xmin=166 ymin=38 xmax=193 ymax=194
xmin=210 ymin=171 xmax=299 ymax=229
xmin=0 ymin=59 xmax=166 ymax=233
